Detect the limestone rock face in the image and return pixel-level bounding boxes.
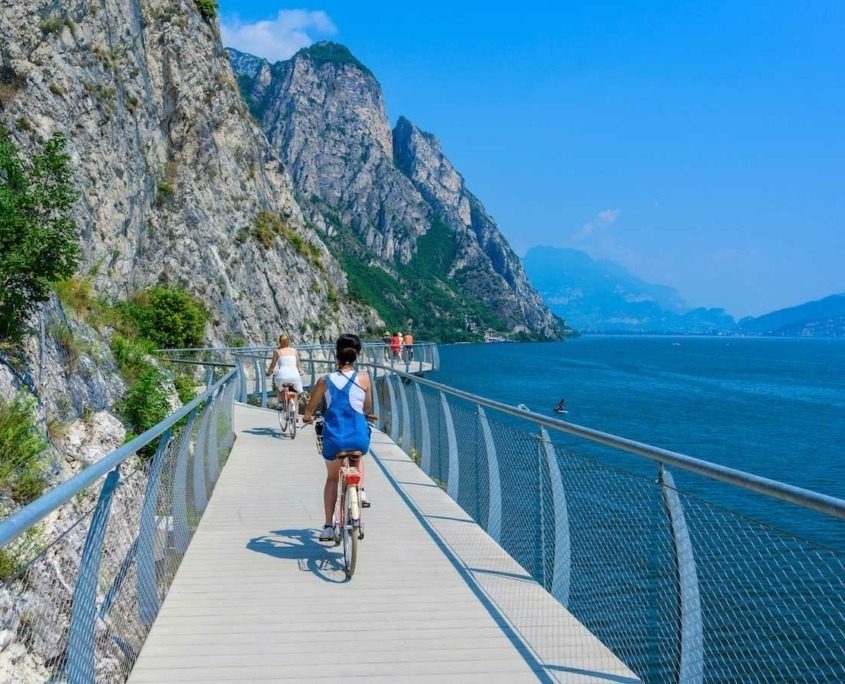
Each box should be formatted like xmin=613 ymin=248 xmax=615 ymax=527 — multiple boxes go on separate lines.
xmin=0 ymin=0 xmax=364 ymax=345
xmin=230 ymin=43 xmax=561 ymax=339
xmin=393 ymin=117 xmax=558 ymax=336
xmin=237 ymin=45 xmax=429 ymax=264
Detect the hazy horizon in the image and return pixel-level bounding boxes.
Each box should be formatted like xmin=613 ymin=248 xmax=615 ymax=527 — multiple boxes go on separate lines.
xmin=219 ymin=1 xmax=845 ymax=319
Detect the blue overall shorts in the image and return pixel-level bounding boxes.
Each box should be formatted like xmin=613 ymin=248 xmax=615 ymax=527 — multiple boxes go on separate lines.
xmin=322 ymin=371 xmax=370 ymax=461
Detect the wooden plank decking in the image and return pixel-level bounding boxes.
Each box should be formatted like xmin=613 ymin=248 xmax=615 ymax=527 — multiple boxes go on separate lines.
xmin=128 ymin=404 xmax=638 ymax=683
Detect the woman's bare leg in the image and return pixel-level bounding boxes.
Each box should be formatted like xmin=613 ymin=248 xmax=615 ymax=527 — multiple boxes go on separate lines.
xmin=323 ymin=459 xmax=343 ymax=526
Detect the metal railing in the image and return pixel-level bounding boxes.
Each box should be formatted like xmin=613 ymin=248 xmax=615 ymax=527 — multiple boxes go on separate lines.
xmin=294 ymin=355 xmax=845 ymax=684
xmin=0 ymin=363 xmax=237 ymax=683
xmin=231 ymin=341 xmax=439 ymax=407
xmin=4 ymin=342 xmax=843 ymax=683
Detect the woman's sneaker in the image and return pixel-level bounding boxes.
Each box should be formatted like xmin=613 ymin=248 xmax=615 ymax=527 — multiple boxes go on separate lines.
xmin=360 ymin=488 xmax=371 ymax=508
xmin=318 ymin=525 xmax=334 ymax=541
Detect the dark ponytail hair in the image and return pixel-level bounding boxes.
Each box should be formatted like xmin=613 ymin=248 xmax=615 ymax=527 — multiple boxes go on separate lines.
xmin=336 ymin=333 xmax=362 ymax=365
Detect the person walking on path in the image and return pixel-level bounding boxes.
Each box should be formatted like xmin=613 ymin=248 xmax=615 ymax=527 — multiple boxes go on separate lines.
xmin=402 ymin=331 xmax=414 ymax=363
xmin=390 ymin=332 xmax=402 ymax=363
xmin=382 ymin=330 xmax=392 ymax=361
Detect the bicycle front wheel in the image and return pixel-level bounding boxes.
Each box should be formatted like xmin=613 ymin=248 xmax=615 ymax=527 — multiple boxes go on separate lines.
xmin=343 ymin=487 xmax=358 ymax=577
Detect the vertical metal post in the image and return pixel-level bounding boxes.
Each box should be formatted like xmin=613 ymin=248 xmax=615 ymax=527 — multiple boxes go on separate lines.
xmin=540 ymin=427 xmax=571 ymax=607
xmin=415 ymin=383 xmax=431 ymax=474
xmin=207 ymin=391 xmax=220 ymax=484
xmin=172 ymin=410 xmax=196 ymax=554
xmin=251 ymin=357 xmax=260 ymax=401
xmin=478 ymin=407 xmax=502 ymax=541
xmin=397 ymin=377 xmax=411 ymax=454
xmin=66 ymin=469 xmax=120 ymax=684
xmin=386 ymin=373 xmax=399 ymax=443
xmin=204 ymin=366 xmax=213 ymax=390
xmin=137 ymin=429 xmax=171 ymax=625
xmin=371 ymin=374 xmax=380 ymax=428
xmin=193 ymin=403 xmax=210 ymax=515
xmin=236 ymin=357 xmax=247 ymax=403
xmin=309 ymin=356 xmax=316 ymax=389
xmin=441 ymin=392 xmax=460 ymax=501
xmin=259 ymin=356 xmax=267 ymax=408
xmin=660 ymin=465 xmax=704 ymax=684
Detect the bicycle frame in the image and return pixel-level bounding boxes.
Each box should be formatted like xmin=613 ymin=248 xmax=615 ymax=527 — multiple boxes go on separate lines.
xmin=335 ymin=457 xmax=363 ymax=533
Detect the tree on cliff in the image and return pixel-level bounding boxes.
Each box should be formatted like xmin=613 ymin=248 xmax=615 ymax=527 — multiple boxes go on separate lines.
xmin=0 ymin=128 xmax=79 ymax=341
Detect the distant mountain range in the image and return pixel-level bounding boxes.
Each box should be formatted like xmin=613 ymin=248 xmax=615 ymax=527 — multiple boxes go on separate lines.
xmin=738 ymin=295 xmax=845 ymax=337
xmin=524 ymin=245 xmax=845 ymax=337
xmin=523 ymin=246 xmax=734 ymax=333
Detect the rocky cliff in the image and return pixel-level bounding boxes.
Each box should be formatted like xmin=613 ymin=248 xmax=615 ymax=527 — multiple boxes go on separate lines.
xmin=230 ymin=42 xmax=561 ymax=341
xmin=1 ymin=0 xmax=365 ymax=346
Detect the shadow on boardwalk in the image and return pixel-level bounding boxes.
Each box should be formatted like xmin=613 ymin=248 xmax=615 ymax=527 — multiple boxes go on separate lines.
xmin=247 ymin=529 xmax=349 ymax=584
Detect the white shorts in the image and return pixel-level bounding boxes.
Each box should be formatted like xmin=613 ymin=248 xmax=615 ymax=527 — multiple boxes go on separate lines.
xmin=273 ymin=372 xmax=303 ymax=394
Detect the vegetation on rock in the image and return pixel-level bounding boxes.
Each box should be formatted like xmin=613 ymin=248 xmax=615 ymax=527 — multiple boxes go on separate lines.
xmin=194 ymin=0 xmax=218 ymax=20
xmin=0 ymin=393 xmax=48 ymax=505
xmin=329 ymin=213 xmax=505 ymax=341
xmin=241 ymin=211 xmax=325 ymax=271
xmin=121 ymin=367 xmax=171 ymax=438
xmin=0 ymin=129 xmax=79 ymax=341
xmin=118 ymin=286 xmax=209 ymax=350
xmin=297 ymin=42 xmax=374 ymax=78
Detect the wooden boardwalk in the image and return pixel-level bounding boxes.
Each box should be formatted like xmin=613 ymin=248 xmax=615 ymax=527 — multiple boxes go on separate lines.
xmin=129 ymin=404 xmax=638 ymax=683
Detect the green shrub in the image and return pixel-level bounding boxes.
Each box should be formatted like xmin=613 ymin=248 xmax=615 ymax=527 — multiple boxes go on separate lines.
xmin=155 ymin=180 xmax=173 ymax=206
xmin=40 ymin=14 xmax=63 ymax=34
xmin=54 ymin=276 xmax=95 ymax=316
xmin=47 ymin=321 xmax=84 ymax=371
xmin=0 ymin=526 xmax=41 ymax=580
xmin=122 ymin=368 xmax=170 ymax=437
xmin=110 ymin=334 xmax=155 ymax=383
xmin=173 ymin=373 xmax=197 ymax=404
xmin=0 ymin=129 xmax=79 ymax=341
xmin=195 ymin=0 xmax=217 ymax=19
xmin=118 ymin=286 xmax=208 ymax=349
xmin=0 ymin=394 xmax=48 ymax=505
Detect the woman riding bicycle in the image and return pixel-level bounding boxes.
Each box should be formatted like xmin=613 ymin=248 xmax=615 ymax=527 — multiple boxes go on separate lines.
xmin=303 ymin=333 xmax=373 ymax=541
xmin=266 ymin=334 xmax=303 ymax=400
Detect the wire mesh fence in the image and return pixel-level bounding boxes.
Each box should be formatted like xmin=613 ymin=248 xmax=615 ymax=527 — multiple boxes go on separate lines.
xmin=0 ymin=370 xmax=236 ymax=683
xmin=372 ymin=369 xmax=845 ymax=684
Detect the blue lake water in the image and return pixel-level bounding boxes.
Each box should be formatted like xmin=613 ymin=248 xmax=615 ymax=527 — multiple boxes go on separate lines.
xmin=427 ymin=336 xmax=844 ymax=681
xmin=435 ymin=336 xmax=845 ymax=547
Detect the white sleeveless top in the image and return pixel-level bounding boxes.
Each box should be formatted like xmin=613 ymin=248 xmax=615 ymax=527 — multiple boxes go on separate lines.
xmin=274 ymin=351 xmax=298 ymax=377
xmin=324 ymin=370 xmax=366 ymax=413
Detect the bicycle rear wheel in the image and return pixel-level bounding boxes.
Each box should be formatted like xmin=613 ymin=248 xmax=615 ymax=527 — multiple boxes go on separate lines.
xmin=278 ymin=397 xmax=289 ymax=434
xmin=288 ymin=399 xmax=297 ymax=439
xmin=342 ymin=486 xmax=358 ymax=577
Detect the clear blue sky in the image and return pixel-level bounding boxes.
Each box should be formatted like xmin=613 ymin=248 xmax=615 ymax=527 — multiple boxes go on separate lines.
xmin=218 ymin=1 xmax=845 ymax=318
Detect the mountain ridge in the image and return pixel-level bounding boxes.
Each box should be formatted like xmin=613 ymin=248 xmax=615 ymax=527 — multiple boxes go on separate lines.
xmin=524 ymin=245 xmax=734 ymax=333
xmin=228 ymin=44 xmax=561 ymax=341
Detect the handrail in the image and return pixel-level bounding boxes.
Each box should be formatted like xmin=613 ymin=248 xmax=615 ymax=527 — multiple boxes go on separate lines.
xmin=0 ymin=368 xmax=238 ymax=548
xmin=295 ymin=356 xmax=845 ymax=521
xmin=156 ymin=341 xmax=437 ymax=354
